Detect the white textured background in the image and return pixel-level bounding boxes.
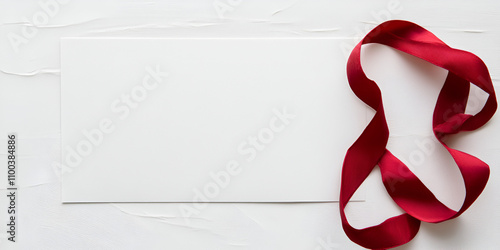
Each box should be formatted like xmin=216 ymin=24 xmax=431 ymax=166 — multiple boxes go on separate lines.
xmin=1 ymin=0 xmax=500 ymax=249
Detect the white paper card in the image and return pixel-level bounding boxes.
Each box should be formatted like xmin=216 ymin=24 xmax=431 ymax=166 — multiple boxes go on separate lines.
xmin=61 ymin=38 xmax=367 ymax=203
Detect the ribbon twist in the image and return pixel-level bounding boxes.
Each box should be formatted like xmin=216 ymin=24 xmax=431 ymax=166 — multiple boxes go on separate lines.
xmin=340 ymin=20 xmax=497 ymax=249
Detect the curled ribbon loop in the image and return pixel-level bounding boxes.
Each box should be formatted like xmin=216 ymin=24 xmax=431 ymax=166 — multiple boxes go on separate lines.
xmin=340 ymin=20 xmax=497 ymax=249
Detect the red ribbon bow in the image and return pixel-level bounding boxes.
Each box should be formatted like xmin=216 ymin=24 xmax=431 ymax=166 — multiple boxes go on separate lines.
xmin=340 ymin=20 xmax=497 ymax=249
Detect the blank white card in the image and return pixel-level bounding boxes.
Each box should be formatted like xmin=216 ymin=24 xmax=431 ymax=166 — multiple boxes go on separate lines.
xmin=61 ymin=38 xmax=367 ymax=202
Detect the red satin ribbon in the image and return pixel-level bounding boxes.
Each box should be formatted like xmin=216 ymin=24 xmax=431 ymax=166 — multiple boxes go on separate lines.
xmin=340 ymin=20 xmax=497 ymax=249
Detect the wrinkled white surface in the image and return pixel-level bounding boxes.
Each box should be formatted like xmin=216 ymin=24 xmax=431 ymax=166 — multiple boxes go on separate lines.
xmin=0 ymin=0 xmax=500 ymax=249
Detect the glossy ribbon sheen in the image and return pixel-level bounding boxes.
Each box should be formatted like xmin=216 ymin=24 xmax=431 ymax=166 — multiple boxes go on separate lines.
xmin=340 ymin=20 xmax=497 ymax=249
